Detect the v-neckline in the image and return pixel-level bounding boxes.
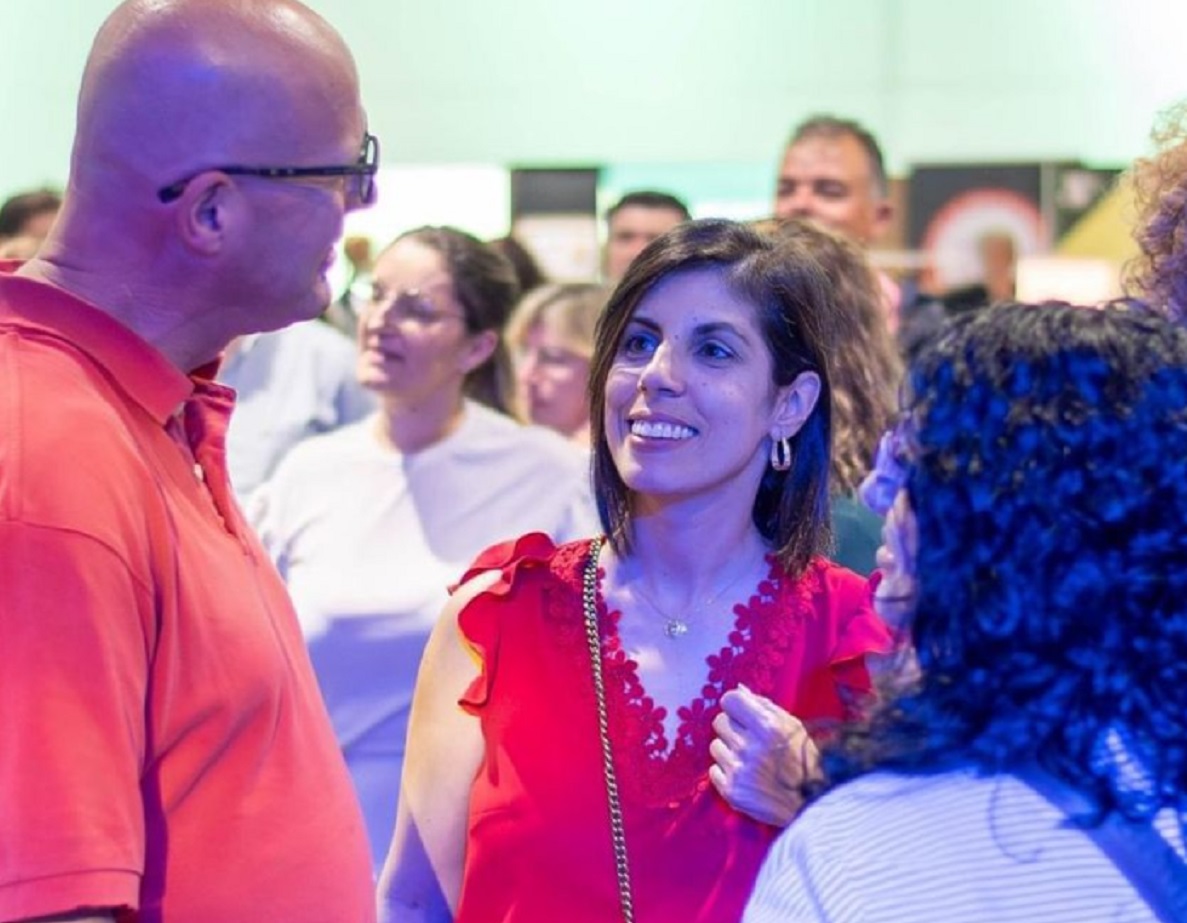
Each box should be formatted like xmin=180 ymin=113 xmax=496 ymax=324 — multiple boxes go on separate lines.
xmin=595 ymin=555 xmax=778 ymax=764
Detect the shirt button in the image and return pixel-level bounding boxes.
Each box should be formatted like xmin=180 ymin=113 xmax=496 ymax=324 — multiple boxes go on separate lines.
xmin=193 ymin=464 xmax=205 ymax=482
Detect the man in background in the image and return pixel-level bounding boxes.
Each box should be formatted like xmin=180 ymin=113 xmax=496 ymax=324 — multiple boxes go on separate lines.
xmin=603 ymin=189 xmax=691 ymax=283
xmin=0 ymin=1 xmax=378 ymax=920
xmin=774 ymin=114 xmax=944 ymax=356
xmin=218 ymin=323 xmax=375 ymax=500
xmin=0 ymin=187 xmax=61 ymax=258
xmin=774 ymin=115 xmax=893 ymax=248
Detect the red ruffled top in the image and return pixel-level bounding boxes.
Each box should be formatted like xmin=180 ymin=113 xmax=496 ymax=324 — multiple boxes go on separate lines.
xmin=454 ymin=534 xmax=891 ymax=923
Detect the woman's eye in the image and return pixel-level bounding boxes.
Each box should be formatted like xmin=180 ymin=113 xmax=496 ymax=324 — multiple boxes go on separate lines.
xmin=698 ymin=341 xmax=734 ymax=361
xmin=539 ymin=349 xmax=574 ymax=366
xmin=620 ymin=332 xmax=656 ymax=357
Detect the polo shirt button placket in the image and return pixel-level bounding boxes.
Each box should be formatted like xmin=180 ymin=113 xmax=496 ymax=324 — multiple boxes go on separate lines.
xmin=168 ymin=406 xmax=206 ymax=486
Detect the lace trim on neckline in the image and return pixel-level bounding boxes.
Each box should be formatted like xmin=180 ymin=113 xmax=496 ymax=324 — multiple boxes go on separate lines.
xmin=548 ymin=540 xmax=823 ymax=808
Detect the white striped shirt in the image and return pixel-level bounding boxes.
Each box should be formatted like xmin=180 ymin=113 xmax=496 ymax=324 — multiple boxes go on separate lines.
xmin=744 ymin=769 xmax=1183 ymax=923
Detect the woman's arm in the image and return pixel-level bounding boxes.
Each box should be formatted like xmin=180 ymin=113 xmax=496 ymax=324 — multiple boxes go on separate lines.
xmin=376 ymin=573 xmax=497 ymax=923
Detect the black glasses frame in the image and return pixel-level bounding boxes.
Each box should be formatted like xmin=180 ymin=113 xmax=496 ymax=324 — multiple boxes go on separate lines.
xmin=157 ymin=132 xmax=379 ymax=204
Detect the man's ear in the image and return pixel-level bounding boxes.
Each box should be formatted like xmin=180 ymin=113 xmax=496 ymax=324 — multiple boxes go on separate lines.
xmin=770 ymin=370 xmax=822 ymax=440
xmin=870 ymin=197 xmax=894 ymax=241
xmin=174 ymin=173 xmax=237 ymax=256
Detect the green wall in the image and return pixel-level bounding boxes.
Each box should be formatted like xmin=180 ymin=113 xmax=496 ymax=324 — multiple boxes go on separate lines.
xmin=1 ymin=0 xmax=1183 ymax=201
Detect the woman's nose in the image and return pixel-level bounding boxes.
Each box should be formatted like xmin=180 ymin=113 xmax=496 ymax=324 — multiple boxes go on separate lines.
xmin=360 ymin=299 xmax=392 ymax=334
xmin=637 ymin=341 xmax=682 ymax=394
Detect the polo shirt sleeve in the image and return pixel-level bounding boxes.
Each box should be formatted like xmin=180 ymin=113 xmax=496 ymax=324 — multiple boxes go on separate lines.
xmin=0 ymin=520 xmax=150 ymax=921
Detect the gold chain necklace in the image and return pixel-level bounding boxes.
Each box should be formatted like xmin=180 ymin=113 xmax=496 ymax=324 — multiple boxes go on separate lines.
xmin=582 ymin=537 xmax=767 ymax=920
xmin=628 ymin=555 xmax=762 ymax=640
xmin=582 ymin=535 xmax=635 ymax=922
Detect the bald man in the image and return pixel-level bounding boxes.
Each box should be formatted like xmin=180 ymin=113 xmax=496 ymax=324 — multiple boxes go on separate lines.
xmin=0 ymin=2 xmax=378 ymax=922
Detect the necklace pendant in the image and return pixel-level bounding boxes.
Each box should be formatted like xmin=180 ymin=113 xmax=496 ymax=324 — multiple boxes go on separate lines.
xmin=664 ymin=618 xmax=689 ymax=640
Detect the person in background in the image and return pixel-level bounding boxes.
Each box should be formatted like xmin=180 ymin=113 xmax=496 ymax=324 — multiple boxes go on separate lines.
xmin=603 ymin=189 xmax=691 ymax=283
xmin=766 ymin=218 xmax=901 ymax=574
xmin=0 ymin=0 xmax=378 ymax=920
xmin=322 ymin=233 xmax=377 ymax=334
xmin=0 ymin=187 xmax=61 ymax=241
xmin=507 ymin=281 xmax=609 ymax=443
xmin=0 ymin=187 xmax=62 ymax=259
xmin=774 ymin=117 xmax=892 ymax=249
xmin=773 ymin=114 xmax=946 ymax=358
xmin=0 ymin=235 xmax=45 ymax=260
xmin=746 ymin=302 xmax=1187 ymax=923
xmin=379 ymin=219 xmax=892 ymax=923
xmin=489 ymin=234 xmax=548 ymax=295
xmin=942 ymin=229 xmax=1018 ymax=314
xmin=249 ymin=225 xmax=596 ymax=871
xmin=218 ymin=321 xmax=375 ymax=499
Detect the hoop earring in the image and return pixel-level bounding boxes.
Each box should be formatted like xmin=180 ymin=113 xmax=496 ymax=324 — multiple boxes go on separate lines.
xmin=769 ymin=435 xmax=792 ymax=472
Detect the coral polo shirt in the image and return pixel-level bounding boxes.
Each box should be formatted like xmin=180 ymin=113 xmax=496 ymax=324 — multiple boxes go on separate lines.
xmin=0 ymin=269 xmax=375 ymax=923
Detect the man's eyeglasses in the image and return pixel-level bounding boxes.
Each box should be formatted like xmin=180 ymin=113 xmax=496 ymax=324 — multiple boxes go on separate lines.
xmin=157 ymin=132 xmax=380 ymax=205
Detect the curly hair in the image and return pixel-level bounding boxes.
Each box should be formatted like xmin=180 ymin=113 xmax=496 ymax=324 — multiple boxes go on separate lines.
xmin=1127 ymin=101 xmax=1187 ymax=323
xmin=764 ymin=218 xmax=901 ymax=495
xmin=822 ymin=302 xmax=1187 ymax=821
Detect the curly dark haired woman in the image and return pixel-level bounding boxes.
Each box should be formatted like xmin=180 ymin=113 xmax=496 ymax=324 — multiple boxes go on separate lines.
xmin=746 ymin=301 xmax=1187 ymax=923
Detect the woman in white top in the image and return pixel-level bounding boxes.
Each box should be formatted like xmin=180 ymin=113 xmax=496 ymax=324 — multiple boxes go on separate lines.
xmin=250 ymin=226 xmax=596 ymax=870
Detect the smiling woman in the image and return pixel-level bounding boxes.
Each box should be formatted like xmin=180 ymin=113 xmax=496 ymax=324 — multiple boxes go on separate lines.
xmin=379 ymin=219 xmax=893 ymax=923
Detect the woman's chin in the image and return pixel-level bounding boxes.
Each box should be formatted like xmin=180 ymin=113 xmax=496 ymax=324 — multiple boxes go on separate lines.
xmin=358 ymin=369 xmax=398 ymax=395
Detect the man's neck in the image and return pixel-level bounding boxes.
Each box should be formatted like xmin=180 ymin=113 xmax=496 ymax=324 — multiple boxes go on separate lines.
xmin=18 ymin=254 xmax=226 ymax=372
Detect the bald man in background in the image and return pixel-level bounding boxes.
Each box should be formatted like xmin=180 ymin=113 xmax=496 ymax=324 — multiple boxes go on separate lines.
xmin=0 ymin=2 xmax=378 ymax=921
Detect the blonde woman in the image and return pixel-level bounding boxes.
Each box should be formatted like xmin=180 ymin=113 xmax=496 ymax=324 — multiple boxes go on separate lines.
xmin=508 ymin=282 xmax=610 ymax=443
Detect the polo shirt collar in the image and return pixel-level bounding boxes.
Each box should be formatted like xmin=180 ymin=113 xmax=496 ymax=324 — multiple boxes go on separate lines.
xmin=0 ymin=267 xmax=195 ymax=425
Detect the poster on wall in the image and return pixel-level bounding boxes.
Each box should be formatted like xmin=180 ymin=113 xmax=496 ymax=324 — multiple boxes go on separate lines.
xmin=908 ymin=163 xmax=1046 ymax=298
xmin=908 ymin=162 xmax=1124 ymax=305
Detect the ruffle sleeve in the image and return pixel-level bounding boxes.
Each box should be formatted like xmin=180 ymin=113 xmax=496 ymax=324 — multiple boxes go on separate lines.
xmin=455 ymin=532 xmax=560 ymax=713
xmin=826 ymin=568 xmax=895 ymax=712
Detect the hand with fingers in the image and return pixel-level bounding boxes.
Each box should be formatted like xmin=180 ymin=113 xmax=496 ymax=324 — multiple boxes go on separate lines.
xmin=708 ymin=683 xmax=821 ymax=827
